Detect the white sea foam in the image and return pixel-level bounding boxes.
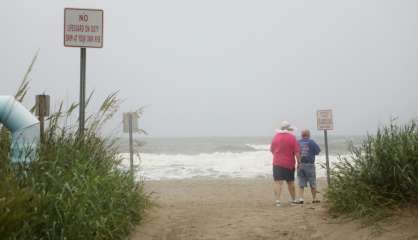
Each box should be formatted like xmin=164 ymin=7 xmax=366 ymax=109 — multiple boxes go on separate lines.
xmin=245 ymin=144 xmax=271 ymax=151
xmin=121 ymin=151 xmax=347 ymax=181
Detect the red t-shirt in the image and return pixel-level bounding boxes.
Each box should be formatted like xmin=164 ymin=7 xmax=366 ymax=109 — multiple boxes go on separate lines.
xmin=270 ymin=132 xmax=300 ymax=169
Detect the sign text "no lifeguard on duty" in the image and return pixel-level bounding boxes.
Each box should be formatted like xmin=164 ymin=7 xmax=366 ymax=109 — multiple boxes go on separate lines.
xmin=64 ymin=8 xmax=103 ymax=48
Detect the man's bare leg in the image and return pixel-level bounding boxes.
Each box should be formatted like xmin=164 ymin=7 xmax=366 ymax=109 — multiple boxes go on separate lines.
xmin=311 ymin=187 xmax=317 ymax=202
xmin=273 ymin=180 xmax=284 ymax=202
xmin=287 ymin=181 xmax=296 ymax=201
xmin=298 ymin=187 xmax=305 ymax=202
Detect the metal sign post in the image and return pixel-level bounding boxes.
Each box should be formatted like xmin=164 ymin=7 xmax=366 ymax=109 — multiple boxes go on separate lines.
xmin=317 ymin=109 xmax=334 ymax=185
xmin=123 ymin=112 xmax=139 ymax=174
xmin=79 ymin=48 xmax=86 ymax=136
xmin=323 ymin=129 xmax=330 ymax=185
xmin=35 ymin=94 xmax=50 ymax=142
xmin=64 ymin=8 xmax=104 ymax=137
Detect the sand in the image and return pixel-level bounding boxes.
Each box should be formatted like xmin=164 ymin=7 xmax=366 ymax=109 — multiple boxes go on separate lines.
xmin=131 ymin=177 xmax=418 ymax=240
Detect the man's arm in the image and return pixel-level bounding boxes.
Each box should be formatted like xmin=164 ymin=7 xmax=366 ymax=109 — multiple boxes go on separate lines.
xmin=295 ymin=139 xmax=301 ymax=168
xmin=295 ymin=152 xmax=301 ymax=168
xmin=314 ymin=141 xmax=321 ymax=155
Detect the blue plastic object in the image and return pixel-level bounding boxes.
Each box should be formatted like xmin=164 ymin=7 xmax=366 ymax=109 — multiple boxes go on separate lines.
xmin=0 ymin=96 xmax=39 ymax=162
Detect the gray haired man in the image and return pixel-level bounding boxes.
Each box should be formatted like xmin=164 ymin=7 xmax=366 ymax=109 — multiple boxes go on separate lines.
xmin=297 ymin=129 xmax=321 ymax=204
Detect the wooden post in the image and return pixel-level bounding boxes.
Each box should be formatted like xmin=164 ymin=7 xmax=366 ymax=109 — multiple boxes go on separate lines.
xmin=128 ymin=113 xmax=134 ymax=175
xmin=35 ymin=95 xmax=50 ymax=142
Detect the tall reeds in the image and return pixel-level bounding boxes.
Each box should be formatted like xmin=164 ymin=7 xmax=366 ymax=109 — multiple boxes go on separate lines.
xmin=0 ymin=54 xmax=150 ymax=239
xmin=326 ymin=120 xmax=418 ymax=218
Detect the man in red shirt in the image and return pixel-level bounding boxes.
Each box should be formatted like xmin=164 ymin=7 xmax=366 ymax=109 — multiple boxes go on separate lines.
xmin=270 ymin=121 xmax=301 ymax=207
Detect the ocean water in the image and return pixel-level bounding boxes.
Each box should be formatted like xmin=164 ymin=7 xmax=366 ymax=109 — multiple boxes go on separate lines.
xmin=120 ymin=136 xmax=362 ymax=180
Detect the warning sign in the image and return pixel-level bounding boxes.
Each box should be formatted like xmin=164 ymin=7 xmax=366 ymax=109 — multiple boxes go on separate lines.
xmin=317 ymin=109 xmax=334 ymax=130
xmin=64 ymin=8 xmax=103 ymax=48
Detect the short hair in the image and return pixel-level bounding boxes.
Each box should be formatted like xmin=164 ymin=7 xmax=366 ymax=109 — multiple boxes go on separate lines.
xmin=301 ymin=129 xmax=310 ymax=138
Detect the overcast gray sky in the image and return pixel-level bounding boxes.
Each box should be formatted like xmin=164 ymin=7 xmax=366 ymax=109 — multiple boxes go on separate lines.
xmin=1 ymin=0 xmax=417 ymax=137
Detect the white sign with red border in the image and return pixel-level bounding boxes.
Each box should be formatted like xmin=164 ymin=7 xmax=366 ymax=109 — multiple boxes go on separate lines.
xmin=64 ymin=8 xmax=103 ymax=48
xmin=317 ymin=109 xmax=334 ymax=130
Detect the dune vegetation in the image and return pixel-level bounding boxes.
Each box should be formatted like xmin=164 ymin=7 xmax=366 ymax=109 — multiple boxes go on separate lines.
xmin=0 ymin=57 xmax=150 ymax=240
xmin=326 ymin=120 xmax=418 ymax=219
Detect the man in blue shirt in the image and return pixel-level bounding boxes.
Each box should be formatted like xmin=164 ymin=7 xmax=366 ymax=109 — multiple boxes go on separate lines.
xmin=297 ymin=129 xmax=321 ymax=204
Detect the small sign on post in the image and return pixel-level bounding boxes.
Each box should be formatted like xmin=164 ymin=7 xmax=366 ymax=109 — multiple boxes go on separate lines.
xmin=35 ymin=95 xmax=50 ymax=142
xmin=123 ymin=112 xmax=139 ymax=175
xmin=317 ymin=109 xmax=333 ymax=131
xmin=317 ymin=109 xmax=334 ymax=185
xmin=64 ymin=8 xmax=104 ymax=138
xmin=64 ymin=8 xmax=104 ymax=48
xmin=123 ymin=113 xmax=139 ymax=133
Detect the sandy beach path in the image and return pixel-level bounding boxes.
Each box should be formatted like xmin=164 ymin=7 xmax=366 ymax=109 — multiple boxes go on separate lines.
xmin=131 ymin=178 xmax=418 ymax=240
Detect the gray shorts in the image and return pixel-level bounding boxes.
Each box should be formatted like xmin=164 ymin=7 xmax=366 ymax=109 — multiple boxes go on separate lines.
xmin=297 ymin=163 xmax=316 ymax=188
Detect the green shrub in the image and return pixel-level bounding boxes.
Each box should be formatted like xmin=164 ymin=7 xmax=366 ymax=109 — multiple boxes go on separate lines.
xmin=0 ymin=129 xmax=11 ymax=169
xmin=0 ymin=172 xmax=38 ymax=240
xmin=326 ymin=120 xmax=418 ymax=218
xmin=0 ymin=93 xmax=150 ymax=239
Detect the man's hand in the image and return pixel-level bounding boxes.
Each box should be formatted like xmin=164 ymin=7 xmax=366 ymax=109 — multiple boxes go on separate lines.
xmin=295 ymin=152 xmax=301 ymax=169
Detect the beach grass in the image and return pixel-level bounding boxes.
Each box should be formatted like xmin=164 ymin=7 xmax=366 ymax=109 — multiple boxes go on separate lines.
xmin=0 ymin=56 xmax=150 ymax=239
xmin=0 ymin=96 xmax=150 ymax=240
xmin=325 ymin=120 xmax=418 ymax=219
